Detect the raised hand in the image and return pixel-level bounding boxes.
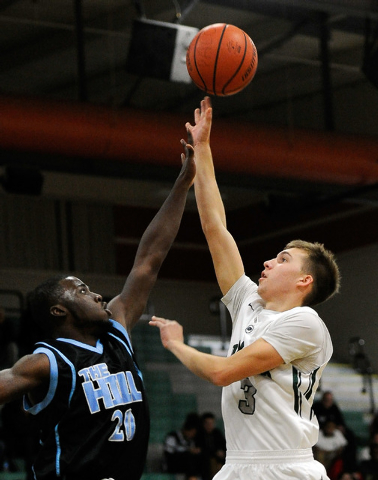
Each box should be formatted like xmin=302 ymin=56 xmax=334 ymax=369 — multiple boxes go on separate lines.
xmin=185 ymin=96 xmax=213 ymax=147
xmin=179 ymin=139 xmax=196 ymax=188
xmin=149 ymin=316 xmax=184 ymax=350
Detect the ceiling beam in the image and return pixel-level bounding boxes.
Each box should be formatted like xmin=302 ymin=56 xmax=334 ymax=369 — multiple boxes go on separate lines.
xmin=203 ymin=0 xmax=378 ymax=21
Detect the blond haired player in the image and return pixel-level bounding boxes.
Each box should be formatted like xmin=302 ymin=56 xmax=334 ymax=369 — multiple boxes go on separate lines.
xmin=150 ymin=97 xmax=340 ymax=480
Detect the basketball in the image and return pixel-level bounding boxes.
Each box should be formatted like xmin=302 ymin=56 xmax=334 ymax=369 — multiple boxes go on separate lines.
xmin=186 ymin=23 xmax=258 ymax=96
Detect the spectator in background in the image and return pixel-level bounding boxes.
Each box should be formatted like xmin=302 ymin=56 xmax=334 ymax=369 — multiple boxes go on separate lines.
xmin=360 ymin=433 xmax=378 ymax=462
xmin=368 ymin=413 xmax=378 ymax=440
xmin=337 ymin=473 xmax=362 ymax=480
xmin=313 ymin=391 xmax=346 ymax=431
xmin=357 ymin=433 xmax=378 ymax=480
xmin=163 ymin=412 xmax=202 ymax=480
xmin=196 ymin=412 xmax=226 ymax=480
xmin=314 ymin=419 xmax=348 ymax=479
xmin=314 ymin=391 xmax=358 ymax=472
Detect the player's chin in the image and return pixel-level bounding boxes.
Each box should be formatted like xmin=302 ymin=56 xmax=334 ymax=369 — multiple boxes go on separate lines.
xmin=256 ymin=284 xmax=265 ymax=297
xmin=96 ymin=317 xmax=113 ymax=333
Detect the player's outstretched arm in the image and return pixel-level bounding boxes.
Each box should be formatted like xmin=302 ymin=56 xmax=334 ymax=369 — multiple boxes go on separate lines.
xmin=108 ymin=143 xmax=195 ymax=332
xmin=187 ymin=97 xmax=244 ymax=295
xmin=150 ymin=316 xmax=284 ymax=386
xmin=0 ymin=353 xmax=49 ymax=405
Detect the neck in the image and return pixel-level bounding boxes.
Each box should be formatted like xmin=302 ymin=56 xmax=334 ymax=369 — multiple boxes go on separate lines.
xmin=54 ymin=326 xmax=99 ymax=347
xmin=264 ymin=296 xmax=304 ymax=312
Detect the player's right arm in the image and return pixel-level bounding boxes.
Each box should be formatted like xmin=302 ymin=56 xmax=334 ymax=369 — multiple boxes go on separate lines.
xmin=186 ymin=97 xmax=244 ymax=295
xmin=0 ymin=353 xmax=50 ymax=405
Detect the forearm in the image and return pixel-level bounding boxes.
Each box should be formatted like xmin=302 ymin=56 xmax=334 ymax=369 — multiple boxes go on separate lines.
xmin=167 ymin=340 xmax=227 ymax=386
xmin=194 ymin=143 xmax=245 ymax=293
xmin=194 ymin=143 xmax=227 ymax=230
xmin=135 ymin=175 xmax=190 ymax=268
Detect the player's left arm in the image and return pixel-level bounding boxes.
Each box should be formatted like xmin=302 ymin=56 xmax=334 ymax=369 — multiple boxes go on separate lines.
xmin=108 ymin=144 xmax=195 ymax=333
xmin=149 ymin=316 xmax=284 ymax=386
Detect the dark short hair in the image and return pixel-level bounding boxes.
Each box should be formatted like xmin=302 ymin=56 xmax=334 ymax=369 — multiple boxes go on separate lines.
xmin=27 ymin=274 xmax=68 ymax=334
xmin=201 ymin=412 xmax=215 ymax=421
xmin=285 ymin=240 xmax=340 ymax=307
xmin=183 ymin=412 xmax=200 ymax=431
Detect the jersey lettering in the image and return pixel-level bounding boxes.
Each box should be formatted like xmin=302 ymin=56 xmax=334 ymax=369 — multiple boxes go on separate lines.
xmin=79 ymin=363 xmax=142 ymax=414
xmin=231 ymin=340 xmax=244 ymax=356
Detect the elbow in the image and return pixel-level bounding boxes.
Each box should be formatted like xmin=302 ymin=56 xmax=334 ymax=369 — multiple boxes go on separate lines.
xmin=210 ymin=369 xmax=233 ymax=387
xmin=201 ymin=221 xmax=222 ymax=239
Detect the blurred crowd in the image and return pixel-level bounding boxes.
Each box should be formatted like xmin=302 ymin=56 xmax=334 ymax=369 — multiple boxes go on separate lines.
xmin=313 ymin=390 xmax=378 ymax=480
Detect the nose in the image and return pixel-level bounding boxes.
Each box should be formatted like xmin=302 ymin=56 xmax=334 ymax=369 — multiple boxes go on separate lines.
xmin=264 ymin=258 xmax=274 ymax=269
xmin=94 ymin=293 xmax=102 ymax=302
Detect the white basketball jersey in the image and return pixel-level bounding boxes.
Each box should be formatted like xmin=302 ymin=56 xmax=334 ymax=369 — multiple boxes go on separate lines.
xmin=221 ymin=274 xmax=333 ymax=453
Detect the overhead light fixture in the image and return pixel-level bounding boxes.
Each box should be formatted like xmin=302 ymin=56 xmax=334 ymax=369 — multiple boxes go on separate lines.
xmin=126 ymin=18 xmax=198 ymax=83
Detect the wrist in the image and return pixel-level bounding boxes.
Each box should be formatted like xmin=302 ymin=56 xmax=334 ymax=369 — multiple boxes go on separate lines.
xmin=166 ymin=338 xmax=184 ymax=353
xmin=194 ymin=140 xmax=210 ymax=149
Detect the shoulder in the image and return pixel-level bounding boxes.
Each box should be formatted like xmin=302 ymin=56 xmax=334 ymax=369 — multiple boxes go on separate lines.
xmin=277 ymin=307 xmax=329 ymax=337
xmin=265 ymin=306 xmax=322 ymax=333
xmin=222 ymin=274 xmax=256 ymax=299
xmin=263 ymin=307 xmax=333 ymax=367
xmin=222 ymin=274 xmax=263 ymax=312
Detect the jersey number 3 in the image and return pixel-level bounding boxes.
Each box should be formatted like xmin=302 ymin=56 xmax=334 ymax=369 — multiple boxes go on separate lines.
xmin=238 ymin=378 xmax=257 ymax=415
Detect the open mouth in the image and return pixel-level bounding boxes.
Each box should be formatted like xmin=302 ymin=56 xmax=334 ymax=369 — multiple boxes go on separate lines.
xmin=103 ymin=302 xmax=112 ymax=317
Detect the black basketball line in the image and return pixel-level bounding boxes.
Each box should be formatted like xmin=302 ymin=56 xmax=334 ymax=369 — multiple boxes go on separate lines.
xmin=193 ymin=32 xmax=208 ymax=93
xmin=213 ymin=24 xmax=228 ymax=96
xmin=221 ymin=32 xmax=248 ymax=95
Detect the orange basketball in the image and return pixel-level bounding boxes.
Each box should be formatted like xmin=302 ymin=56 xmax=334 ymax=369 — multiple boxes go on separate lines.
xmin=186 ymin=23 xmax=258 ymax=96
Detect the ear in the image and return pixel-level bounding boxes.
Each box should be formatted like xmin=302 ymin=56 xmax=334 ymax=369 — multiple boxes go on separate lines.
xmin=50 ymin=304 xmax=68 ymax=317
xmin=298 ymin=274 xmax=313 ymax=287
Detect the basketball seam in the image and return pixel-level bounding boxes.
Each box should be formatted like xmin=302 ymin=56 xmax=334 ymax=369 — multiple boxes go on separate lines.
xmin=213 ymin=24 xmax=228 ymax=96
xmin=221 ymin=32 xmax=248 ymax=95
xmin=193 ymin=32 xmax=208 ymax=93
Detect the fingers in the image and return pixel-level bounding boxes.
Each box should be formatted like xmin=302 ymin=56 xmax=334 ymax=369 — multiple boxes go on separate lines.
xmin=185 ymin=123 xmax=194 ymax=145
xmin=203 ymin=96 xmax=211 ymax=108
xmin=149 ymin=315 xmax=169 ymax=326
xmin=149 ymin=316 xmax=179 ymax=328
xmin=187 ymin=127 xmax=194 ymax=146
xmin=180 ymin=139 xmax=194 ymax=159
xmin=194 ymin=107 xmax=201 ymax=125
xmin=193 ymin=99 xmax=212 ymax=127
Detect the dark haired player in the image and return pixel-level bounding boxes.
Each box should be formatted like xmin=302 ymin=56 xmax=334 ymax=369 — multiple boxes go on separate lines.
xmin=0 ymin=142 xmax=196 ymax=480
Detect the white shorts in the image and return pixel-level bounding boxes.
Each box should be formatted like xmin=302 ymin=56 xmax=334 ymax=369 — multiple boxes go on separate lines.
xmin=213 ymin=449 xmax=330 ymax=480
